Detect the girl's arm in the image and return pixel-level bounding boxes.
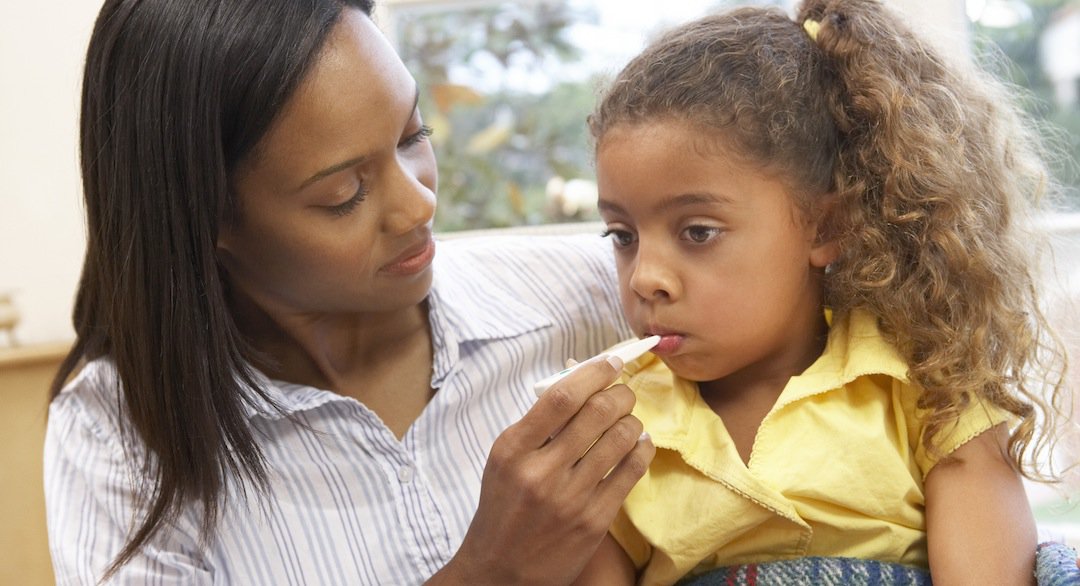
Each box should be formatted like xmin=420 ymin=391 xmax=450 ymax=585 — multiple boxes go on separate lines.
xmin=572 ymin=534 xmax=637 ymax=586
xmin=924 ymin=423 xmax=1037 ymax=585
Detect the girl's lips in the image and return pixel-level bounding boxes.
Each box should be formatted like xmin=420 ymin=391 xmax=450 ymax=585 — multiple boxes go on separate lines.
xmin=650 ymin=333 xmax=685 ymax=355
xmin=381 ymin=238 xmax=435 ymax=275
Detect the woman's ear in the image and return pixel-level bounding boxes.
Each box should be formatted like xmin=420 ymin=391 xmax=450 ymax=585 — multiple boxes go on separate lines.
xmin=216 ymin=215 xmax=239 ymax=256
xmin=216 ymin=231 xmax=233 ymax=255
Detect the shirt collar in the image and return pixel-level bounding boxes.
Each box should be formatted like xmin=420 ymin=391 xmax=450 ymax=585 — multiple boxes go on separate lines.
xmin=776 ymin=309 xmax=910 ymax=409
xmin=238 ymin=366 xmax=345 ymax=421
xmin=427 ymin=248 xmax=553 ymax=344
xmin=425 ymin=247 xmax=553 ymax=388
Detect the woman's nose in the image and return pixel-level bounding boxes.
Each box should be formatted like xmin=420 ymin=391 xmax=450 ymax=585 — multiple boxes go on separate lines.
xmin=628 ymin=244 xmax=678 ymax=302
xmin=383 ymin=152 xmax=437 ymax=234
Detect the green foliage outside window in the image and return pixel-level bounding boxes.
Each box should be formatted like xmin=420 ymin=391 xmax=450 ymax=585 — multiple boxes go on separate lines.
xmin=970 ymin=0 xmax=1080 ymax=206
xmin=395 ymin=1 xmax=604 ymax=231
xmin=395 ymin=0 xmax=1080 ymax=232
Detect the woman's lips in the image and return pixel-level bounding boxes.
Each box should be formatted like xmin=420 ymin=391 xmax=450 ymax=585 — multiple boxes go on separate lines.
xmin=381 ymin=238 xmax=435 ymax=275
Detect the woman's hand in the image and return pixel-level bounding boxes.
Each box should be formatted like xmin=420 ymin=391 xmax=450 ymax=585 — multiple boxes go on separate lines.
xmin=430 ymin=355 xmax=654 ymax=585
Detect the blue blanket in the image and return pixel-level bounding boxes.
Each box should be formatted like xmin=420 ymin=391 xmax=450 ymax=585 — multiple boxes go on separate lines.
xmin=677 ymin=542 xmax=1078 ymax=585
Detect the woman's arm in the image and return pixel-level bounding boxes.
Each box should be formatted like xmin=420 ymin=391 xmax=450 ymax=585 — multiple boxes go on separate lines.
xmin=428 ymin=355 xmax=654 ymax=586
xmin=924 ymin=423 xmax=1036 ymax=585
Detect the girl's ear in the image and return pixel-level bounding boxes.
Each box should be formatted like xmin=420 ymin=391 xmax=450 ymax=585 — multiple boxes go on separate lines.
xmin=810 ymin=238 xmax=840 ymax=268
xmin=808 ymin=191 xmax=841 ymax=269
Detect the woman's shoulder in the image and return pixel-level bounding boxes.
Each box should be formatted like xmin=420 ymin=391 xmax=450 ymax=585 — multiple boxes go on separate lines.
xmin=50 ymin=357 xmax=126 ymax=441
xmin=436 ymin=232 xmax=620 ymax=311
xmin=437 ymin=230 xmax=613 ymax=268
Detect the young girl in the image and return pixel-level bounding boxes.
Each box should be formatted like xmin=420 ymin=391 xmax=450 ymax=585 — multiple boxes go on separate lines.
xmin=575 ymin=0 xmax=1070 ymax=584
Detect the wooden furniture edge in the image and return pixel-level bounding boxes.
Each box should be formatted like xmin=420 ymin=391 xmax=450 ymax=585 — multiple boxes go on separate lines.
xmin=0 ymin=341 xmax=72 ymax=370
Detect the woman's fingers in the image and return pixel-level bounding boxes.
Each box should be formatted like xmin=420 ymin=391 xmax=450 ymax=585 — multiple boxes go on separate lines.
xmin=596 ymin=429 xmax=652 ymax=498
xmin=446 ymin=359 xmax=652 ymax=585
xmin=570 ymin=408 xmax=644 ymax=477
xmin=544 ymin=383 xmax=636 ymax=463
xmin=593 ymin=431 xmax=655 ymax=508
xmin=514 ymin=355 xmax=625 ymax=448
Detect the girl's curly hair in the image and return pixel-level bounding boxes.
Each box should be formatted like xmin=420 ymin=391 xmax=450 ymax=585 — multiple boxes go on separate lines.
xmin=589 ymin=0 xmax=1069 ymax=478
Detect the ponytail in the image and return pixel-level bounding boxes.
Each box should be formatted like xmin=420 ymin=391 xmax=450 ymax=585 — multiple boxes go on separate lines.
xmin=798 ymin=0 xmax=1067 ymax=477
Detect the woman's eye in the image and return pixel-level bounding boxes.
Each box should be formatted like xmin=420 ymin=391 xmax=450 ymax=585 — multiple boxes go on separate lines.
xmin=327 ymin=185 xmax=368 ymax=218
xmin=600 ymin=228 xmax=635 ymax=247
xmin=400 ymin=125 xmax=433 ymax=149
xmin=683 ymin=225 xmax=722 ymax=244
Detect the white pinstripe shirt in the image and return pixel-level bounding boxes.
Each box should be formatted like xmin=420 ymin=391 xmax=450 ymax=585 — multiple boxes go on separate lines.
xmin=44 ymin=233 xmax=632 ymax=585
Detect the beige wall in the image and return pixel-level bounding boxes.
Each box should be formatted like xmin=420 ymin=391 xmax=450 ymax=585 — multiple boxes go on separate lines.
xmin=0 ymin=1 xmax=104 ymax=346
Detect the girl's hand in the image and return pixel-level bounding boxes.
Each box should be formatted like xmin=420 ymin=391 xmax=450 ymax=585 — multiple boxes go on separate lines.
xmin=429 ymin=355 xmax=654 ymax=585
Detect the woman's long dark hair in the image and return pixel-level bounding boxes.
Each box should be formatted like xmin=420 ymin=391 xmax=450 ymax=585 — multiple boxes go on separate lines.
xmin=53 ymin=0 xmax=374 ymax=577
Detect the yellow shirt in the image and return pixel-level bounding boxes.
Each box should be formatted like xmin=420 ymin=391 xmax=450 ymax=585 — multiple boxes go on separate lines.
xmin=610 ymin=311 xmax=1009 ymax=586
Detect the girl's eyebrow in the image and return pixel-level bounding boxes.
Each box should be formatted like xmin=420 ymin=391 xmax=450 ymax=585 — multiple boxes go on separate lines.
xmin=599 ymin=192 xmax=733 ymax=215
xmin=654 ymin=192 xmax=732 ymax=213
xmin=296 ymin=85 xmax=421 ymax=192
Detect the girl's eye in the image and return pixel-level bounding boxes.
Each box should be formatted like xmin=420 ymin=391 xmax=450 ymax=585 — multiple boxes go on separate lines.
xmin=682 ymin=225 xmax=722 ymax=244
xmin=327 ymin=185 xmax=368 ymax=218
xmin=400 ymin=125 xmax=433 ymax=149
xmin=600 ymin=228 xmax=636 ymax=248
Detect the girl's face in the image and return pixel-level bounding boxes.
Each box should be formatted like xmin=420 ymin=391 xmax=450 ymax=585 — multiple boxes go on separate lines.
xmin=218 ymin=9 xmax=437 ymax=319
xmin=596 ymin=120 xmax=838 ymax=388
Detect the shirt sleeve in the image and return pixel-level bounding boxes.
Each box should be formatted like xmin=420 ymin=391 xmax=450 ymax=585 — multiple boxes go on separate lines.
xmin=895 ymin=384 xmax=1013 ymax=478
xmin=44 ymin=385 xmax=212 ymax=585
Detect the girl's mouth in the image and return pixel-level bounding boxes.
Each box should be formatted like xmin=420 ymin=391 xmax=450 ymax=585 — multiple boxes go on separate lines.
xmin=645 ymin=330 xmax=685 ymax=355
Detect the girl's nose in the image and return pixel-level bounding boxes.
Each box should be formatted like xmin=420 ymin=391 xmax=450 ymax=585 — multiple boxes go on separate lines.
xmin=628 ymin=244 xmax=679 ymax=302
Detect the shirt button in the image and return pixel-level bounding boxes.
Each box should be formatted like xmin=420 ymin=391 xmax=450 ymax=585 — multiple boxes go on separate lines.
xmin=397 ymin=465 xmax=414 ymax=484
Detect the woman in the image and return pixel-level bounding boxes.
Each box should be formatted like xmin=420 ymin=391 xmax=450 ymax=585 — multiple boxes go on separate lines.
xmin=44 ymin=0 xmax=653 ymax=583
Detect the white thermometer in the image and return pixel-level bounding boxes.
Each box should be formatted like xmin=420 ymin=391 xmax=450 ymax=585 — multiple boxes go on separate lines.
xmin=533 ymin=335 xmax=661 ymax=396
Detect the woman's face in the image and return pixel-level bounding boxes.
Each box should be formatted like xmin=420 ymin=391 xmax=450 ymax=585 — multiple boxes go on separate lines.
xmin=218 ymin=9 xmax=437 ymax=319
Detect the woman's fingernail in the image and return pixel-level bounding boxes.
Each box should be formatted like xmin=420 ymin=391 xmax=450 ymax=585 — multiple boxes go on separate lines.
xmin=605 ymin=354 xmax=624 ymax=371
xmin=638 ymin=432 xmax=651 ymax=442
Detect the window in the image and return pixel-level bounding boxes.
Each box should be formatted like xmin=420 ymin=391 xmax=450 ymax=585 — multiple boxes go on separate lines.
xmin=971 ymin=0 xmax=1080 ymax=207
xmin=381 ymin=0 xmax=1077 ymax=232
xmin=382 ymin=0 xmax=791 ymax=230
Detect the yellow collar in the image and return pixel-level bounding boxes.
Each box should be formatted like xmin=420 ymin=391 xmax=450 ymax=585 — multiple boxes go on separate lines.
xmin=622 ymin=309 xmax=911 ymax=441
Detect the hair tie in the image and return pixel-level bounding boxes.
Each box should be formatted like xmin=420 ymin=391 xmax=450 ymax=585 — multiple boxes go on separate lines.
xmin=803 ymin=19 xmax=821 ymax=41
